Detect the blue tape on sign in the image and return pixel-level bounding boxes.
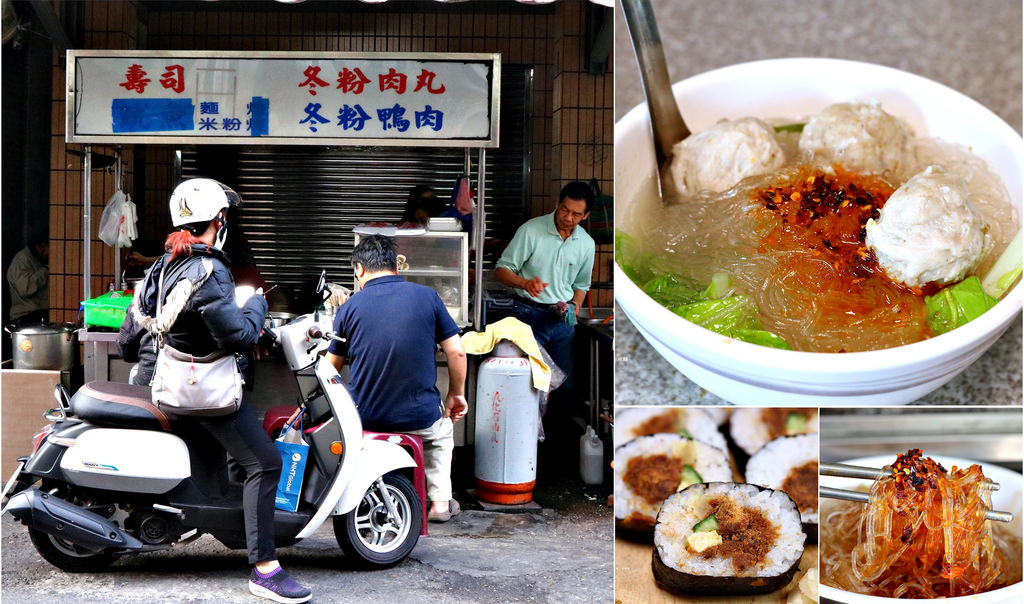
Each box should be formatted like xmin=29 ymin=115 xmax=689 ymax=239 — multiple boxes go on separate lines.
xmin=249 ymin=96 xmax=269 ymax=136
xmin=111 ymin=98 xmax=195 ymax=132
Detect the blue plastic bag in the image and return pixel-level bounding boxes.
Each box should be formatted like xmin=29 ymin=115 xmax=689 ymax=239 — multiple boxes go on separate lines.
xmin=274 ymin=415 xmax=308 ymax=512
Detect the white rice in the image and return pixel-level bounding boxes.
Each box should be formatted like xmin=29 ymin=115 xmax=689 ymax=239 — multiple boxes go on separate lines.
xmin=654 ymin=482 xmax=805 ymax=577
xmin=745 ymin=434 xmax=819 ymax=525
xmin=615 ymin=406 xmax=728 ymax=451
xmin=730 ymin=408 xmax=819 ymax=457
xmin=614 ymin=433 xmax=732 ymax=526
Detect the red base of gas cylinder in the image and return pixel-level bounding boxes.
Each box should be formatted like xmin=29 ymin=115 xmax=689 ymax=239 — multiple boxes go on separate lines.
xmin=474 ymin=477 xmax=536 ymax=504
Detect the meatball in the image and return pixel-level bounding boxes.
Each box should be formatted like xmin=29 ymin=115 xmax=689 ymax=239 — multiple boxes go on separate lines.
xmin=799 ymin=101 xmax=913 ymax=175
xmin=667 ymin=117 xmax=785 ymax=194
xmin=865 ymin=165 xmax=987 ymax=287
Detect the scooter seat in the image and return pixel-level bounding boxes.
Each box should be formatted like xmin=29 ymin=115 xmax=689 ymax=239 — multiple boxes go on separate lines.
xmin=71 ymin=381 xmax=173 ymax=432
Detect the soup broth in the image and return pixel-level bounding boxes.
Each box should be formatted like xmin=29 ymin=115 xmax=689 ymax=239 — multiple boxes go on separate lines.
xmin=620 ymin=129 xmax=1018 ymax=352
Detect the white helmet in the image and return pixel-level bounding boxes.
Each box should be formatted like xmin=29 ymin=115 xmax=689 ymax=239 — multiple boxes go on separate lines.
xmin=168 ymin=178 xmax=241 ymax=228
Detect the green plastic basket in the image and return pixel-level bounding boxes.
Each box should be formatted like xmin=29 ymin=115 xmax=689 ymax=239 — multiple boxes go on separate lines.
xmin=82 ymin=291 xmax=133 ymax=329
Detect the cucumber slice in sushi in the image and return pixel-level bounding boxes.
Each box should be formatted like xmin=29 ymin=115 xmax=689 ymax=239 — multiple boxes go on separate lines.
xmin=614 ymin=433 xmax=732 ymax=537
xmin=652 ymin=482 xmax=805 ymax=596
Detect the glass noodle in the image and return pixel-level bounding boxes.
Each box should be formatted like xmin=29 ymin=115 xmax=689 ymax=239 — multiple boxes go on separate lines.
xmin=819 ymin=450 xmax=1023 ymax=598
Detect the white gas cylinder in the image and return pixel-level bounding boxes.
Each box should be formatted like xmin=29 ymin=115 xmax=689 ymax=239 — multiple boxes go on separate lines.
xmin=474 ymin=339 xmax=538 ymax=504
xmin=579 ymin=425 xmax=604 ymax=485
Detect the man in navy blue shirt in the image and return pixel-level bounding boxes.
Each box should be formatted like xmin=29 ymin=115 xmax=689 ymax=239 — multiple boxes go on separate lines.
xmin=326 ymin=234 xmax=467 ymax=522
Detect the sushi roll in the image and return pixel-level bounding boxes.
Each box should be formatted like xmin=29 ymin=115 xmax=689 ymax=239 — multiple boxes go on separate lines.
xmin=615 ymin=406 xmax=728 ymax=452
xmin=614 ymin=433 xmax=732 ymax=535
xmin=729 ymin=408 xmax=818 ymax=462
xmin=652 ymin=482 xmax=805 ymax=596
xmin=745 ymin=434 xmax=819 ymax=543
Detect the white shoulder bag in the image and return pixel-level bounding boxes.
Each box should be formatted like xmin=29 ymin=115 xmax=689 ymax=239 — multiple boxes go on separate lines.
xmin=149 ymin=259 xmax=243 ymax=416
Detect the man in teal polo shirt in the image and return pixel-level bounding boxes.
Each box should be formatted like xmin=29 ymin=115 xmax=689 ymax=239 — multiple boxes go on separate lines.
xmin=495 ymin=181 xmax=596 ymax=439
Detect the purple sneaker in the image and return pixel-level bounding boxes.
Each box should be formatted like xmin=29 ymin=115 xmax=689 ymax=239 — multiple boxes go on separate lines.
xmin=248 ymin=566 xmax=312 ymax=603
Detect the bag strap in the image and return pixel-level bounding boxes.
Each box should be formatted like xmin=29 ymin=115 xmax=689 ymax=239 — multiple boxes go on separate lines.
xmin=147 ymin=255 xmax=215 ymax=349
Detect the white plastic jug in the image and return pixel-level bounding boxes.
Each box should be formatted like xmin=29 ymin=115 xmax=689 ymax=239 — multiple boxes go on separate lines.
xmin=579 ymin=426 xmax=604 ymax=485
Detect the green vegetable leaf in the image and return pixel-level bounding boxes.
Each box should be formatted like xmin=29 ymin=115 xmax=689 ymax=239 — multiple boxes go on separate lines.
xmin=643 ymin=274 xmax=702 ymax=307
xmin=925 ymin=276 xmax=998 ymax=336
xmin=728 ymin=328 xmax=792 ymax=350
xmin=670 ymin=295 xmax=762 ymax=332
xmin=773 ymin=123 xmax=806 ymax=133
xmin=700 ymin=272 xmax=734 ymax=300
xmin=981 ymin=228 xmax=1022 ymax=299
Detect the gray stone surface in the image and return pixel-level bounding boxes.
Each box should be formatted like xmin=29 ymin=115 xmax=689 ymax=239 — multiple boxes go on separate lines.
xmin=614 ymin=0 xmax=1023 ymax=406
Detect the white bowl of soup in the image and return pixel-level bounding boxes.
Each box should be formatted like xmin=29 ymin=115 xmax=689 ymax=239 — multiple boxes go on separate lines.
xmin=819 ymin=454 xmax=1023 ymax=603
xmin=614 ymin=58 xmax=1023 ymax=405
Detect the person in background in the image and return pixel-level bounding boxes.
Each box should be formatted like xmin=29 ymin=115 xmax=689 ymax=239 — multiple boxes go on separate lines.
xmin=325 ymin=234 xmax=468 ymax=523
xmin=7 ymin=234 xmax=50 ymax=326
xmin=493 ymin=181 xmax=596 ymax=443
xmin=399 ymin=185 xmax=445 ymax=226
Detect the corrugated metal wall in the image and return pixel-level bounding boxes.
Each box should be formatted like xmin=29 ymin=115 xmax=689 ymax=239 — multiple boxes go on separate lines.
xmin=180 ymin=66 xmax=530 ymax=311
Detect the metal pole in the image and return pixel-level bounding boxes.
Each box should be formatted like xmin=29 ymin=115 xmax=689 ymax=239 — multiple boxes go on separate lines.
xmin=473 ymin=148 xmax=487 ymax=331
xmin=113 ymin=147 xmax=121 ymax=290
xmin=83 ymin=146 xmax=92 ymax=302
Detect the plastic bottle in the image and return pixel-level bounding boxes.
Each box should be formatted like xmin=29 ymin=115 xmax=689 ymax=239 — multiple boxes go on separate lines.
xmin=580 ymin=426 xmax=604 ymax=485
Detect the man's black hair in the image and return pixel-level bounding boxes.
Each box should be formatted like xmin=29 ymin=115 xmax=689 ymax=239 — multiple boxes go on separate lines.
xmin=27 ymin=232 xmax=48 ymax=249
xmin=559 ymin=181 xmax=595 ymax=213
xmin=351 ymin=234 xmax=398 ymax=272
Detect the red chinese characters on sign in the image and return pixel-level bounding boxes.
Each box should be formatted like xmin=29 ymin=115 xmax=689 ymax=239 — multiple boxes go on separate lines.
xmin=413 ymin=69 xmax=445 ymax=94
xmin=336 ymin=67 xmax=371 ymax=94
xmin=119 ymin=64 xmax=151 ymax=94
xmin=378 ymin=68 xmax=408 ymax=94
xmin=299 ymin=65 xmax=330 ymax=96
xmin=160 ymin=64 xmax=185 ymax=93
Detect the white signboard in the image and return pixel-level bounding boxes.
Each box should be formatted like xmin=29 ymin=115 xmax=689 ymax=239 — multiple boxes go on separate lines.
xmin=66 ymin=50 xmax=500 ymax=147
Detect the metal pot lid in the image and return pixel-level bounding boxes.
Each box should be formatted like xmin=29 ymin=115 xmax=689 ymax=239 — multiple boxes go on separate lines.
xmin=8 ymin=322 xmax=78 ymax=335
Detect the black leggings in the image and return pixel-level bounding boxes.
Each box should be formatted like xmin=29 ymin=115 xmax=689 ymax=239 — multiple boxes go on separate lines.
xmin=197 ymin=401 xmax=282 ymax=564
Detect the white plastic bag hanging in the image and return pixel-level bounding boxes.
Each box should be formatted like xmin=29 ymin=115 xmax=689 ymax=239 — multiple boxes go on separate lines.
xmin=97 ymin=189 xmax=138 ymax=248
xmin=118 ymin=193 xmax=137 ymax=247
xmin=98 ymin=190 xmax=126 ymax=247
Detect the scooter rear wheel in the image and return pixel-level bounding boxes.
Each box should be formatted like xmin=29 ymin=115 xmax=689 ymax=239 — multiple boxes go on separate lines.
xmin=334 ymin=471 xmax=421 ymax=568
xmin=28 ymin=527 xmax=116 ymax=573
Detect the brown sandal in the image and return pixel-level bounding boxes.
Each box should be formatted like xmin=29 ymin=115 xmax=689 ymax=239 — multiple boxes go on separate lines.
xmin=428 ymin=499 xmax=461 ymax=523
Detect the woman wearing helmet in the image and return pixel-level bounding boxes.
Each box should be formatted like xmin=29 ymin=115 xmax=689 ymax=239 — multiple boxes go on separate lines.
xmin=124 ymin=178 xmax=311 ymax=603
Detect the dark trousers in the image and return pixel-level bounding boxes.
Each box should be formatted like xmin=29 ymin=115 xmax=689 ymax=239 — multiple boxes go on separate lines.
xmin=512 ymin=300 xmax=575 ymax=411
xmin=197 ymin=401 xmax=282 ymax=564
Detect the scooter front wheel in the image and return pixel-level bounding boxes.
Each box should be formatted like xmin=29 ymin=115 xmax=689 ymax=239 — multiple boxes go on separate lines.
xmin=334 ymin=471 xmax=421 ymax=568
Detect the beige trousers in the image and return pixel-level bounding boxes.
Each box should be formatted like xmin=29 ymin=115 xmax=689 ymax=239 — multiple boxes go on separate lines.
xmin=404 ymin=416 xmax=455 ymax=503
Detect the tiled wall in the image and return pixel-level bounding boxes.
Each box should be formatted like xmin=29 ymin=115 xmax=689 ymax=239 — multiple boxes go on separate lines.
xmin=48 ymin=1 xmax=140 ymax=322
xmin=48 ymin=1 xmax=614 ymax=319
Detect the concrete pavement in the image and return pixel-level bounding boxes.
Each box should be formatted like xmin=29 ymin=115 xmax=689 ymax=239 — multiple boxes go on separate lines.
xmin=0 ymin=480 xmax=613 ymax=603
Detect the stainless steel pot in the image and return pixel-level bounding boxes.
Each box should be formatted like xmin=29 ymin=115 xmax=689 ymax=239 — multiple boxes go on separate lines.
xmin=6 ymin=322 xmax=79 ymax=371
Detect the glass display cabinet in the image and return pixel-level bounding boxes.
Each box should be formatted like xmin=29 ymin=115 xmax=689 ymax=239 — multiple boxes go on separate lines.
xmin=353 ymin=229 xmax=470 ymax=327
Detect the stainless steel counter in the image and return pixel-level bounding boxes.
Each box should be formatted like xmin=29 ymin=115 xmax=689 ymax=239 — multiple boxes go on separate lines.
xmin=78 ymin=329 xmax=133 ymax=384
xmin=613 ymin=0 xmax=1023 ymax=406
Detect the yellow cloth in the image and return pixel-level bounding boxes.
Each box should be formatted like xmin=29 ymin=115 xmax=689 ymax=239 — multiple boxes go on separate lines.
xmin=462 ymin=317 xmax=551 ymax=391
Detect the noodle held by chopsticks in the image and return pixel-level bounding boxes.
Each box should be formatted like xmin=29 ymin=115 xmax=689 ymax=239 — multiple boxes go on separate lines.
xmin=821 ymin=449 xmax=1014 ymax=598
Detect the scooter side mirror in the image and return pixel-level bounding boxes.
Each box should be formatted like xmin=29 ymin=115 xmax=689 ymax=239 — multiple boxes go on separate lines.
xmin=315 ymin=269 xmax=327 ymax=295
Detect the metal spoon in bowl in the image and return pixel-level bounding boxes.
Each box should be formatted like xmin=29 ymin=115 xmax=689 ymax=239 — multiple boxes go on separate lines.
xmin=621 ymin=0 xmax=690 ymax=202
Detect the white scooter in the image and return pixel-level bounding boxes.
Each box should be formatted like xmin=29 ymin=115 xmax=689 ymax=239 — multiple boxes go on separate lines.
xmin=1 ymin=302 xmax=422 ymax=572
